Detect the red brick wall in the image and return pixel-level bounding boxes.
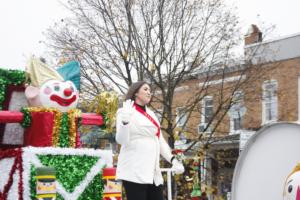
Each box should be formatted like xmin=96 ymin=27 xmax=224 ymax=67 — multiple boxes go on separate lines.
xmin=164 ymin=57 xmax=300 ymax=138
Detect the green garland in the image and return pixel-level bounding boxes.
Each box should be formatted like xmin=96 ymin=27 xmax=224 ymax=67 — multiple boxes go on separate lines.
xmin=30 ymin=166 xmax=37 ymax=199
xmin=20 ymin=107 xmax=32 ymax=128
xmin=30 ymin=154 xmax=104 ymax=199
xmin=100 ymin=111 xmax=108 ymax=130
xmin=59 ymin=113 xmax=70 ymax=147
xmin=77 ymin=173 xmax=103 ymax=200
xmin=31 ymin=170 xmax=103 ymax=200
xmin=0 ymin=68 xmax=26 ymax=110
xmin=0 ymin=79 xmax=6 ymax=110
xmin=38 ymin=155 xmax=99 ymax=192
xmin=54 ymin=175 xmax=104 ymax=200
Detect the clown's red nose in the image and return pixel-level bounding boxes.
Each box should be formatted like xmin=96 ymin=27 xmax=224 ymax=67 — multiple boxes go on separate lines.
xmin=64 ymin=88 xmax=72 ymax=97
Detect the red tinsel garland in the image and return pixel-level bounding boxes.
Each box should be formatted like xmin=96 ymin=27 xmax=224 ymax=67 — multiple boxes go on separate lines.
xmin=0 ymin=148 xmax=23 ymax=200
xmin=2 ymin=155 xmax=18 ymax=199
xmin=18 ymin=149 xmax=23 ymax=200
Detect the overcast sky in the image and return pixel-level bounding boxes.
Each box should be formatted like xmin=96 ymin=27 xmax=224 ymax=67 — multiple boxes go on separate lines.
xmin=0 ymin=0 xmax=299 ymax=70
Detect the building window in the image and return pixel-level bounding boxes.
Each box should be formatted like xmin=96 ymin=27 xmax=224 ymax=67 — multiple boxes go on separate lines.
xmin=228 ymin=91 xmax=246 ymax=134
xmin=176 ymin=107 xmax=187 ymax=127
xmin=233 ymin=117 xmax=242 ymax=130
xmin=262 ymin=80 xmax=278 ymax=124
xmin=201 ymin=96 xmax=213 ymax=125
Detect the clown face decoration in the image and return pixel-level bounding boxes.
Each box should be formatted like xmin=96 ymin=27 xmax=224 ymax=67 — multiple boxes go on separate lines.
xmin=283 ymin=166 xmax=300 ymax=200
xmin=39 ymin=80 xmax=79 ymax=112
xmin=25 ymin=57 xmax=80 ymax=112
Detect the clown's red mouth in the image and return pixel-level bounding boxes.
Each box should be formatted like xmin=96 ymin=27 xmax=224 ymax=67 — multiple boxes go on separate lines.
xmin=50 ymin=94 xmax=77 ymax=107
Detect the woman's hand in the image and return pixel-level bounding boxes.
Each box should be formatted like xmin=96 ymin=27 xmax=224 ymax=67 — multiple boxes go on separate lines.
xmin=120 ymin=99 xmax=135 ymax=124
xmin=171 ymin=158 xmax=185 ymax=175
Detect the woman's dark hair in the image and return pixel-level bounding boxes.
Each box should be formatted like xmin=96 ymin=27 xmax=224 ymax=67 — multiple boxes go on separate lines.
xmin=125 ymin=81 xmax=149 ymax=101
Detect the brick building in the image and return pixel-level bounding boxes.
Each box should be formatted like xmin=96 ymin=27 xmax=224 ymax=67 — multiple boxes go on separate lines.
xmin=168 ymin=25 xmax=300 ymax=198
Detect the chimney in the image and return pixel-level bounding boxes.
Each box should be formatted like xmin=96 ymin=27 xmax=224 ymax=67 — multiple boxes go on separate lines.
xmin=244 ymin=24 xmax=262 ymax=45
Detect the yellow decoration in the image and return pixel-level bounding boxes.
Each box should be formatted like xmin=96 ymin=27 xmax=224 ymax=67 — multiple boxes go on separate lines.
xmin=67 ymin=108 xmax=81 ymax=147
xmin=86 ymin=91 xmax=118 ymax=133
xmin=103 ymin=176 xmax=116 ymax=179
xmin=103 ymin=193 xmax=122 ymax=197
xmin=36 ymin=194 xmax=56 ymax=198
xmin=26 ymin=56 xmax=64 ymax=87
xmin=35 ymin=175 xmax=55 ymax=179
xmin=286 ymin=163 xmax=300 ymax=179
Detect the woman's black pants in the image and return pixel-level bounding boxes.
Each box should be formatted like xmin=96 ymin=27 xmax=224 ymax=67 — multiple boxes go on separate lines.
xmin=122 ymin=180 xmax=164 ymax=200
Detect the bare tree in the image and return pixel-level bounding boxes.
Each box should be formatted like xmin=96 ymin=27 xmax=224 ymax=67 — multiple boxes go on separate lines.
xmin=45 ymin=0 xmax=279 ymax=198
xmin=45 ymin=0 xmax=248 ymax=143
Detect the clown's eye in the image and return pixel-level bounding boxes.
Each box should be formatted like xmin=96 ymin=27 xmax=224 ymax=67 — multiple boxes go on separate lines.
xmin=288 ymin=185 xmax=293 ymax=193
xmin=54 ymin=85 xmax=60 ymax=91
xmin=70 ymin=86 xmax=74 ymax=92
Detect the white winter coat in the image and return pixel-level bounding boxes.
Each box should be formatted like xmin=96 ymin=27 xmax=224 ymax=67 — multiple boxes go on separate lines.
xmin=115 ymin=106 xmax=173 ymax=186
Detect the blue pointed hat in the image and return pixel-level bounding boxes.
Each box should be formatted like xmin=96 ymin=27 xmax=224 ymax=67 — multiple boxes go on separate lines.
xmin=57 ymin=61 xmax=80 ymax=90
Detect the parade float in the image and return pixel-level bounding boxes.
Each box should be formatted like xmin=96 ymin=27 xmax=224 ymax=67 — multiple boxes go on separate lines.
xmin=232 ymin=122 xmax=300 ymax=200
xmin=0 ymin=57 xmax=118 ymax=200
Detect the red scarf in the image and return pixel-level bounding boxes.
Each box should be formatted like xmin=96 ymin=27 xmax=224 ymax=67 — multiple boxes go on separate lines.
xmin=134 ymin=103 xmax=160 ymax=138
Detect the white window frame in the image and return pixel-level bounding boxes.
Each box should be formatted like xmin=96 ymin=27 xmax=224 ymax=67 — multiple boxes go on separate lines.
xmin=201 ymin=96 xmax=213 ymax=126
xmin=229 ymin=91 xmax=245 ymax=134
xmin=262 ymin=80 xmax=278 ymax=124
xmin=176 ymin=107 xmax=187 ymax=127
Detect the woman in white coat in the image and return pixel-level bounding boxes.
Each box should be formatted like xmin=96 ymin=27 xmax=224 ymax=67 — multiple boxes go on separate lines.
xmin=116 ymin=81 xmax=184 ymax=200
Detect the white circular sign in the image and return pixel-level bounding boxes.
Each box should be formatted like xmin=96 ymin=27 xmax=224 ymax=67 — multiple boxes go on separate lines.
xmin=232 ymin=123 xmax=300 ymax=200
